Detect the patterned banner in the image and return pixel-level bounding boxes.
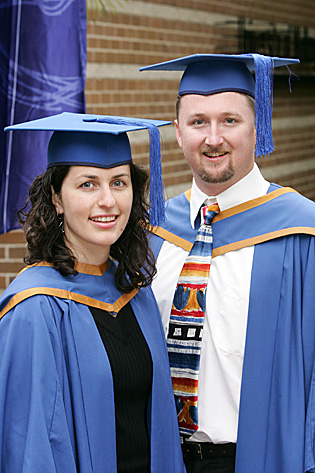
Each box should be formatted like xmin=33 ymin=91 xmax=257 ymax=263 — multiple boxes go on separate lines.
xmin=0 ymin=0 xmax=87 ymax=234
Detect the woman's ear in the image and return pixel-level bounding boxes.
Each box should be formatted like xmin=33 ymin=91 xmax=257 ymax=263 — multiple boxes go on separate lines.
xmin=51 ymin=186 xmax=64 ymax=214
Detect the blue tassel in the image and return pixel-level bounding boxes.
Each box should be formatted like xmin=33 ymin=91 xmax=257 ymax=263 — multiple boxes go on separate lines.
xmin=146 ymin=121 xmax=166 ymax=226
xmin=95 ymin=116 xmax=165 ymax=226
xmin=252 ymin=54 xmax=275 ymax=158
xmin=286 ymin=65 xmax=300 ymax=93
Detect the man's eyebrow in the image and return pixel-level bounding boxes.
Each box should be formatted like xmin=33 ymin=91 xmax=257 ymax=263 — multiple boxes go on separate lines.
xmin=221 ymin=111 xmax=242 ymax=116
xmin=186 ymin=112 xmax=207 ymax=120
xmin=186 ymin=111 xmax=243 ymax=119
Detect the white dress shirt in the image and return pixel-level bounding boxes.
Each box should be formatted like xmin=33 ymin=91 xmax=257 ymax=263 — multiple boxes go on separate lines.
xmin=151 ymin=164 xmax=270 ymax=443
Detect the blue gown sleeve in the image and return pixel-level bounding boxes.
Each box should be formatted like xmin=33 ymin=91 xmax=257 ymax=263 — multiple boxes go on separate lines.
xmin=303 ymin=237 xmax=315 ymax=473
xmin=0 ymin=296 xmax=78 ymax=473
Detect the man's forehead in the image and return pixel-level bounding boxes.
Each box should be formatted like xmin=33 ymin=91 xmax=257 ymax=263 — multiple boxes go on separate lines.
xmin=180 ymin=92 xmax=254 ymax=112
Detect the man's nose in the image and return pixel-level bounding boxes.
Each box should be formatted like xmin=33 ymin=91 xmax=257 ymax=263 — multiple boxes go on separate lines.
xmin=204 ymin=124 xmax=224 ymax=147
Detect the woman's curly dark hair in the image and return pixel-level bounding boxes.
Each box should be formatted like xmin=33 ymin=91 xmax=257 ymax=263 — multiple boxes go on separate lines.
xmin=18 ymin=164 xmax=156 ymax=293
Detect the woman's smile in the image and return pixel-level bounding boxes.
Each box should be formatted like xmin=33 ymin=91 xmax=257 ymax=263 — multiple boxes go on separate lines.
xmin=52 ymin=165 xmax=133 ymax=265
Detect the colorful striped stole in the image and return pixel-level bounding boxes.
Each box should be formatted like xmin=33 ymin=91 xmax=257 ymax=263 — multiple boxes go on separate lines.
xmin=167 ymin=203 xmax=219 ymax=437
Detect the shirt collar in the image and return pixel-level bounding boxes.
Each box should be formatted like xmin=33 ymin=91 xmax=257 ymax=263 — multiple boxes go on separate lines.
xmin=190 ymin=163 xmax=269 ymax=228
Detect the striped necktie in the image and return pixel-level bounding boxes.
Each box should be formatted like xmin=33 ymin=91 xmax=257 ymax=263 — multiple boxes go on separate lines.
xmin=167 ymin=202 xmax=219 ymax=438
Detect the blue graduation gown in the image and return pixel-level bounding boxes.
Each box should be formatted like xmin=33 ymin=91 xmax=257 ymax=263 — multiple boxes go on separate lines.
xmin=0 ymin=261 xmax=186 ymax=473
xmin=150 ymin=184 xmax=315 ymax=473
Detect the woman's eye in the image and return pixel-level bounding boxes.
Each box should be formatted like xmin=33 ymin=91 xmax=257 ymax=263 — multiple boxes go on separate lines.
xmin=81 ymin=182 xmax=94 ymax=188
xmin=112 ymin=180 xmax=125 ymax=187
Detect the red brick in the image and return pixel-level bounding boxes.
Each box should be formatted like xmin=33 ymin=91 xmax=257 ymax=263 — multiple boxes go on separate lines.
xmin=0 ymin=262 xmax=26 ymax=273
xmin=0 ymin=230 xmax=26 ymax=244
xmin=9 ymin=247 xmax=27 ymax=259
xmin=0 ymin=276 xmax=6 ymax=290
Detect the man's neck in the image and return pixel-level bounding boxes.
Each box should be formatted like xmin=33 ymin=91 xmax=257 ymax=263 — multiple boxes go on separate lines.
xmin=194 ymin=166 xmax=255 ymax=196
xmin=190 ymin=164 xmax=270 ymax=219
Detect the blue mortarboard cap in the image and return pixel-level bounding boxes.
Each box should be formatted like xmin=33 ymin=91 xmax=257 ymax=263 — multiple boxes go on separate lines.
xmin=140 ymin=53 xmax=300 ymax=158
xmin=5 ymin=112 xmax=171 ymax=226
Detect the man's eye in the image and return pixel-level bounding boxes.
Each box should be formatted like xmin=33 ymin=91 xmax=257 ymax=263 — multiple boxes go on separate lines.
xmin=225 ymin=118 xmax=236 ymax=124
xmin=192 ymin=119 xmax=204 ymax=125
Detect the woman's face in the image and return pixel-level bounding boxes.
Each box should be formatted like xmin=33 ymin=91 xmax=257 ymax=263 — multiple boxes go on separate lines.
xmin=52 ymin=165 xmax=133 ymax=265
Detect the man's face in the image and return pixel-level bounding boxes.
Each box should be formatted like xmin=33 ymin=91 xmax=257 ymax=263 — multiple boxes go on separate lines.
xmin=175 ymin=92 xmax=256 ymax=195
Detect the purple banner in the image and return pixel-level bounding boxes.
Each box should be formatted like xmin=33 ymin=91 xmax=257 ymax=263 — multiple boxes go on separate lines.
xmin=0 ymin=0 xmax=86 ymax=234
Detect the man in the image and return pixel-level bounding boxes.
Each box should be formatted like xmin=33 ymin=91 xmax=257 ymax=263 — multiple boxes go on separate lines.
xmin=140 ymin=54 xmax=315 ymax=473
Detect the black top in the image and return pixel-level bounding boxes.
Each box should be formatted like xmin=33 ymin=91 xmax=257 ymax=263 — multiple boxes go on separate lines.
xmin=89 ymin=303 xmax=153 ymax=473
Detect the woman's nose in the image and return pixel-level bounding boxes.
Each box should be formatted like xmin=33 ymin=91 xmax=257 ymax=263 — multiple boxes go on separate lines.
xmin=98 ymin=187 xmax=116 ymax=208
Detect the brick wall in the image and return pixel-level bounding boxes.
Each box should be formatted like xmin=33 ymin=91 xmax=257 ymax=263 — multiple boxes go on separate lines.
xmin=0 ymin=231 xmax=26 ymax=294
xmin=1 ymin=0 xmax=315 ymax=293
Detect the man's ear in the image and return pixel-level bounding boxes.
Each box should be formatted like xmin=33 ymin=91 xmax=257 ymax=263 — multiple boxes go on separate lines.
xmin=51 ymin=186 xmax=64 ymax=214
xmin=174 ymin=119 xmax=182 ymax=148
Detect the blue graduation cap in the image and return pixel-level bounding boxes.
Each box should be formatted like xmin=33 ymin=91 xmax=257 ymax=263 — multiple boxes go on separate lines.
xmin=5 ymin=112 xmax=171 ymax=226
xmin=140 ymin=53 xmax=300 ymax=158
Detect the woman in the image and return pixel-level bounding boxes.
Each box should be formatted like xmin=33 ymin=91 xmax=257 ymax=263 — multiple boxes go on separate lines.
xmin=0 ymin=113 xmax=186 ymax=473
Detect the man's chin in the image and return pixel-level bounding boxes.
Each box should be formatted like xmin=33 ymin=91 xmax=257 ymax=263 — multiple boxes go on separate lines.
xmin=199 ymin=167 xmax=234 ymax=184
